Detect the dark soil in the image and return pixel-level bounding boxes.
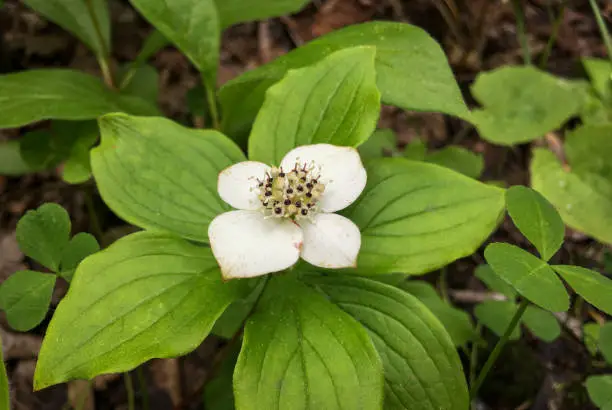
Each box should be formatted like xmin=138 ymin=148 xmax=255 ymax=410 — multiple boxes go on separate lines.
xmin=1 ymin=0 xmax=611 ymax=409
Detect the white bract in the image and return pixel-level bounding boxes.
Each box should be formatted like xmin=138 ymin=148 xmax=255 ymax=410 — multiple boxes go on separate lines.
xmin=208 ymin=144 xmax=367 ymax=279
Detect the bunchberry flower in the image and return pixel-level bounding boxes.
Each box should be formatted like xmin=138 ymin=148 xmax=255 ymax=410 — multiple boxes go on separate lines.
xmin=208 ymin=144 xmax=367 ymax=279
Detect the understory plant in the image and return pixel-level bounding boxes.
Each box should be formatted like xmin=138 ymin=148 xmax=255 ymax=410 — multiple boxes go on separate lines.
xmin=1 ymin=0 xmax=612 ymax=409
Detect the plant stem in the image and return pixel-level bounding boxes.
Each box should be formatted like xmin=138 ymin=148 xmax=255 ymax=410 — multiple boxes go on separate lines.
xmin=203 ymin=74 xmax=220 ymax=129
xmin=588 ymin=0 xmax=612 ymax=63
xmin=469 ymin=323 xmax=482 ymax=386
xmin=124 ymin=372 xmax=135 ymax=410
xmin=539 ymin=3 xmax=566 ymax=68
xmin=511 ymin=0 xmax=531 ymax=65
xmin=83 ymin=188 xmax=104 ymax=245
xmin=84 ymin=0 xmax=114 ymax=88
xmin=137 ymin=366 xmax=150 ymax=410
xmin=469 ymin=299 xmax=529 ymax=400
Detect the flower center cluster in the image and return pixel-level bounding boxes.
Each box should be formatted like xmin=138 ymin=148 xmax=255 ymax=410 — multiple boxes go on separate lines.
xmin=256 ymin=162 xmax=326 ymax=219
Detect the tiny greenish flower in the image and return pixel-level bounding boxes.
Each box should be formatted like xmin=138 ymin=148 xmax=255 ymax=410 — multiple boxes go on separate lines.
xmin=208 ymin=144 xmax=367 ymax=279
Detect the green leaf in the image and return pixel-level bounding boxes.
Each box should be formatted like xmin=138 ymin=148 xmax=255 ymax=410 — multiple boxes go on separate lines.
xmin=522 ymin=306 xmax=560 ymax=342
xmin=553 ymin=265 xmax=612 ymax=316
xmin=128 ymin=0 xmax=219 ymax=88
xmin=59 ymin=232 xmax=100 ymax=282
xmin=16 ymin=203 xmax=71 ymax=271
xmin=343 ymin=158 xmax=505 ymax=275
xmin=204 ymin=344 xmax=240 ymax=410
xmin=359 ymin=129 xmax=397 ymax=161
xmin=91 ymin=114 xmax=245 ymax=243
xmin=19 ymin=130 xmax=58 ymax=170
xmin=0 ymin=140 xmax=33 ymax=175
xmin=565 ymin=124 xmax=612 ymax=180
xmin=582 ymin=58 xmax=612 ymax=102
xmin=399 ymin=281 xmax=475 ymax=347
xmin=211 ymin=279 xmax=265 ymax=339
xmin=118 ymin=64 xmax=159 ymax=104
xmin=599 ymin=323 xmax=612 ymax=365
xmin=586 ymin=375 xmax=612 ymax=410
xmin=248 ymin=46 xmax=380 ymax=165
xmin=234 ymin=275 xmax=383 ymax=410
xmin=135 ymin=30 xmax=169 ymax=66
xmin=474 ymin=264 xmax=517 ymax=299
xmin=505 ymin=185 xmax=565 ymax=261
xmin=215 ymin=0 xmax=309 ymax=28
xmin=0 ymin=69 xmax=158 ymax=129
xmin=474 ymin=300 xmax=521 ymax=340
xmin=0 ymin=334 xmax=10 ymax=410
xmin=402 ymin=139 xmax=427 ymax=161
xmin=307 ymin=275 xmax=469 ymax=410
xmin=531 ymin=149 xmax=612 ymax=245
xmin=0 ymin=270 xmax=56 ymax=332
xmin=471 ymin=66 xmax=581 ymax=145
xmin=425 ymin=146 xmax=483 ymax=179
xmin=220 ymin=21 xmax=469 ymax=140
xmin=23 ymin=0 xmax=110 ymax=58
xmin=55 ymin=120 xmax=100 ymax=184
xmin=34 ymin=231 xmax=245 ymax=390
xmin=484 ymin=243 xmax=568 ymax=312
xmin=584 ymin=323 xmax=601 ymax=356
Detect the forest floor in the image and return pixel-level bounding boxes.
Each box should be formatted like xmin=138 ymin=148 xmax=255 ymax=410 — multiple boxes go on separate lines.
xmin=1 ymin=0 xmax=611 ymax=409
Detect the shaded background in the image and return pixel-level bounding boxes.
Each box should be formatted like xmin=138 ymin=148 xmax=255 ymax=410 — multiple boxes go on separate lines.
xmin=1 ymin=0 xmax=611 ymax=409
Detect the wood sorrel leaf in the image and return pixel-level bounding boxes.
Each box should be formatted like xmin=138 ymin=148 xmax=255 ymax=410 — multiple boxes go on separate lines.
xmin=23 ymin=0 xmax=110 ymax=58
xmin=522 ymin=306 xmax=560 ymax=342
xmin=343 ymin=158 xmax=504 ymax=275
xmin=0 ymin=333 xmax=8 ymax=410
xmin=475 ymin=264 xmax=517 ymax=299
xmin=34 ymin=232 xmax=245 ymax=390
xmin=531 ymin=148 xmax=612 ymax=245
xmin=0 ymin=70 xmax=158 ymax=129
xmin=0 ymin=270 xmax=56 ymax=332
xmin=470 ymin=66 xmax=581 ymax=145
xmin=505 ymin=185 xmax=565 ymax=261
xmin=306 ymin=275 xmax=469 ymax=410
xmin=220 ymin=21 xmax=469 ymax=141
xmin=399 ymin=280 xmax=475 ymax=347
xmin=59 ymin=232 xmax=100 ymax=282
xmin=474 ymin=300 xmax=521 ymax=340
xmin=234 ymin=275 xmax=383 ymax=410
xmin=586 ymin=375 xmax=612 ymax=410
xmin=16 ymin=203 xmax=71 ymax=272
xmin=248 ymin=46 xmax=380 ymax=165
xmin=215 ymin=0 xmax=309 ymax=28
xmin=128 ymin=0 xmax=219 ymax=89
xmin=484 ymin=243 xmax=569 ymax=312
xmin=553 ymin=265 xmax=612 ymax=316
xmin=91 ymin=114 xmax=245 ymax=243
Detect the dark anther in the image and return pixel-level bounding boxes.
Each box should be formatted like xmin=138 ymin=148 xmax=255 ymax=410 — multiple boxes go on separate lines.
xmin=274 ymin=208 xmax=282 ymax=214
xmin=300 ymin=177 xmax=306 ymax=182
xmin=265 ymin=183 xmax=272 ymax=188
xmin=306 ymin=183 xmax=313 ymax=189
xmin=286 ymin=188 xmax=294 ymax=194
xmin=301 ymin=209 xmax=308 ymax=216
xmin=296 ymin=185 xmax=304 ymax=192
xmin=258 ymin=182 xmax=263 ymax=187
xmin=265 ymin=191 xmax=272 ymax=197
xmin=279 ymin=172 xmax=286 ymax=177
xmin=306 ymin=192 xmax=312 ymax=198
xmin=307 ymin=203 xmax=313 ymax=208
xmin=284 ymin=199 xmax=291 ymax=206
xmin=295 ymin=201 xmax=302 ymax=208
